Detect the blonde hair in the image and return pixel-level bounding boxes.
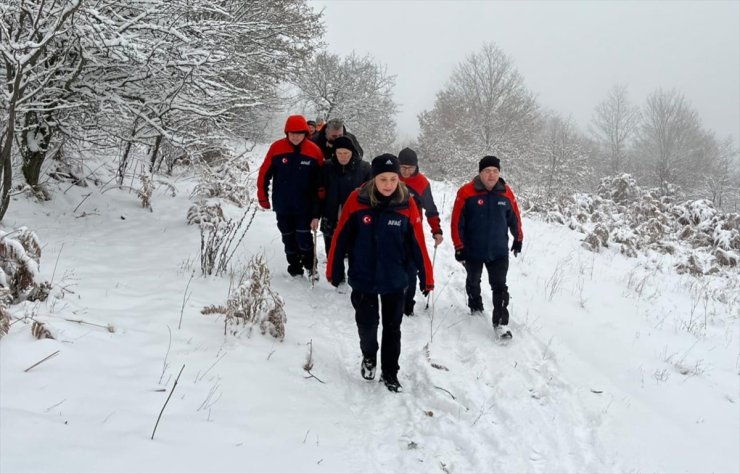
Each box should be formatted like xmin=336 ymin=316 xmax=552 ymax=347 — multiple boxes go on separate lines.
xmin=366 ymin=179 xmax=409 ymax=207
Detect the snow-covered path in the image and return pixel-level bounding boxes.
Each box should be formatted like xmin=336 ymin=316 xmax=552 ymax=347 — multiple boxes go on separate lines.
xmin=1 ymin=156 xmax=738 ymax=473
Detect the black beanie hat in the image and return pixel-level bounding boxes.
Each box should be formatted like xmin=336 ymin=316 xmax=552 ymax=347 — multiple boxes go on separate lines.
xmin=398 ymin=147 xmax=418 ymax=167
xmin=371 ymin=154 xmax=401 ymax=177
xmin=479 ymin=155 xmax=501 ymax=172
xmin=307 ymin=120 xmax=317 ymax=127
xmin=333 ymin=136 xmax=355 ymax=153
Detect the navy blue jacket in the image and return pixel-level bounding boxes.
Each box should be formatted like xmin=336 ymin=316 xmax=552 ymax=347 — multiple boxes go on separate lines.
xmin=327 ymin=184 xmax=434 ymax=294
xmin=319 ymin=152 xmax=371 ymax=235
xmin=451 ymin=176 xmax=523 ymax=261
xmin=257 ymin=138 xmax=324 ymax=216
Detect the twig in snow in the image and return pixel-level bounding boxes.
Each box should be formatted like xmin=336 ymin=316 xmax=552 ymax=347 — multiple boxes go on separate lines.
xmin=50 ymin=243 xmax=64 ymax=286
xmin=304 ymin=371 xmax=326 ymax=384
xmin=158 ymin=326 xmax=172 ymax=385
xmin=151 ymin=364 xmax=185 ymax=440
xmin=434 ymin=386 xmax=456 ymax=400
xmin=24 ymin=350 xmax=60 ymax=372
xmin=63 ymin=318 xmax=115 ymax=333
xmin=178 ymin=271 xmax=194 ymax=330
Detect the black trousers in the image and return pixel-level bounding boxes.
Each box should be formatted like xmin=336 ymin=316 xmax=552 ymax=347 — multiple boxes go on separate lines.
xmin=276 ymin=213 xmax=314 ymax=268
xmin=351 ymin=290 xmax=405 ymax=376
xmin=465 ymin=258 xmax=509 ymax=312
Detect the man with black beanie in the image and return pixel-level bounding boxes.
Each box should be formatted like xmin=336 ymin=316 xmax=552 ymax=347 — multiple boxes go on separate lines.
xmin=398 ymin=147 xmax=443 ymax=316
xmin=450 ymin=155 xmax=523 ymax=339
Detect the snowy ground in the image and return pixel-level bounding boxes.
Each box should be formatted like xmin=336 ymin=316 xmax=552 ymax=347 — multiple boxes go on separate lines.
xmin=1 ymin=147 xmax=738 ymax=474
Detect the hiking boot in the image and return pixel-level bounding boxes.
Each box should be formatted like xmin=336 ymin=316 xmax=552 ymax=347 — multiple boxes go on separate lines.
xmin=493 ymin=323 xmax=513 ymax=340
xmin=380 ymin=372 xmax=403 ymax=393
xmin=287 ymin=254 xmax=303 ymax=277
xmin=287 ymin=263 xmax=303 ymax=276
xmin=470 ymin=305 xmax=484 ymax=316
xmin=361 ymin=357 xmax=376 ymax=380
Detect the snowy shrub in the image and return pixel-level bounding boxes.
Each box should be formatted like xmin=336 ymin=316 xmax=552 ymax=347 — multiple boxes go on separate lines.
xmin=187 ymin=201 xmax=225 ymax=226
xmin=191 ymin=156 xmax=251 ymax=208
xmin=0 ymin=228 xmax=50 ymax=302
xmin=201 ymin=254 xmax=286 ymax=341
xmin=200 ymin=204 xmax=257 ymax=276
xmin=526 ymin=173 xmax=740 ymax=275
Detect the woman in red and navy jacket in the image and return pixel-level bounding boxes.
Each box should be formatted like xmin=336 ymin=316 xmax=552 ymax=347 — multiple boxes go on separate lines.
xmin=327 ymin=154 xmax=434 ymax=393
xmin=257 ymin=115 xmax=324 ymax=277
xmin=398 ymin=147 xmax=443 ymax=316
xmin=450 ymin=155 xmax=523 ymax=339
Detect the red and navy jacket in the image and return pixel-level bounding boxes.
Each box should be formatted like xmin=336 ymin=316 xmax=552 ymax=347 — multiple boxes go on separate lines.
xmin=257 ymin=136 xmax=324 ymax=217
xmin=451 ymin=176 xmax=523 ymax=261
xmin=400 ymin=171 xmax=442 ymax=236
xmin=326 ymin=184 xmax=435 ymax=295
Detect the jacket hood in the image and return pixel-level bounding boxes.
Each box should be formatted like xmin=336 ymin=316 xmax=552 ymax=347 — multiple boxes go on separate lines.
xmin=284 ymin=115 xmax=310 ymax=134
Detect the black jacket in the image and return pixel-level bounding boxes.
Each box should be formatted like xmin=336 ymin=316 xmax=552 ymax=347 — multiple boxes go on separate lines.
xmin=311 ymin=125 xmax=364 ymax=160
xmin=320 ymin=152 xmax=372 ymax=235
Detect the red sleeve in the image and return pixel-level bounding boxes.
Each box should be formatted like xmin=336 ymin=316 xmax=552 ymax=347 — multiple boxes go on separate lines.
xmin=257 ymin=142 xmax=278 ymax=207
xmin=450 ymin=184 xmax=471 ymax=250
xmin=504 ymin=185 xmax=523 ymax=242
xmin=326 ymin=189 xmax=366 ymax=283
xmin=407 ymin=198 xmax=434 ymax=291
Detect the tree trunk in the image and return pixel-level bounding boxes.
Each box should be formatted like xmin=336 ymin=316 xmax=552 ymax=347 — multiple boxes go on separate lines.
xmin=149 ymin=134 xmax=163 ymax=172
xmin=118 ymin=118 xmax=140 ymax=185
xmin=20 ymin=111 xmax=53 ymax=189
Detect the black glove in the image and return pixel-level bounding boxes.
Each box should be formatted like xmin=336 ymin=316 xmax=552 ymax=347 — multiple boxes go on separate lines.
xmin=421 ymin=285 xmax=433 ymax=297
xmin=454 ymin=248 xmax=465 ymax=262
xmin=511 ymin=240 xmax=522 ymax=257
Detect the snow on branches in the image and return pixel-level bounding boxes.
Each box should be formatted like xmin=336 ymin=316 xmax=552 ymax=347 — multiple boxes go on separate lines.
xmin=525 ymin=174 xmax=740 ymax=276
xmin=0 ymin=227 xmax=50 ymax=302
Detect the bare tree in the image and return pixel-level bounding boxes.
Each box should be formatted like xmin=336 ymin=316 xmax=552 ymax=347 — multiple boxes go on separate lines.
xmin=293 ymin=51 xmax=398 ymax=157
xmin=417 ymin=42 xmax=540 ymax=181
xmin=635 ymin=89 xmax=704 ymax=192
xmin=534 ymin=114 xmax=593 ymax=197
xmin=590 ymin=84 xmax=641 ymax=177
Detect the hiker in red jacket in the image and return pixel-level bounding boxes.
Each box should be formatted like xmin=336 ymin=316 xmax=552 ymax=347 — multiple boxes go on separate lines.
xmin=327 ymin=154 xmax=434 ymax=392
xmin=257 ymin=115 xmax=324 ymax=278
xmin=398 ymin=147 xmax=443 ymax=316
xmin=450 ymin=155 xmax=523 ymax=339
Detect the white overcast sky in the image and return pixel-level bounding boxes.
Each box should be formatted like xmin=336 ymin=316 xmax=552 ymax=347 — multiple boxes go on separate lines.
xmin=310 ymin=0 xmax=740 ymax=145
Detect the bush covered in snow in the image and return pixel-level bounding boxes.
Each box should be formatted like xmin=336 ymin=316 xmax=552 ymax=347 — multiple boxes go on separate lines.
xmin=523 ymin=174 xmax=740 ymax=276
xmin=201 ymin=254 xmax=286 ymax=340
xmin=0 ymin=227 xmax=51 ymax=303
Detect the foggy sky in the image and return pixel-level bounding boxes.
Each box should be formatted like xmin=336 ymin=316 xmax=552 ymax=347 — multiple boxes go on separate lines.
xmin=310 ymin=0 xmax=740 ymax=146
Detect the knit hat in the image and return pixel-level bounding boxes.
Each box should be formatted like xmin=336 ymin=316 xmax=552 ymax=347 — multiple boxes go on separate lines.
xmin=398 ymin=147 xmax=418 ymax=167
xmin=284 ymin=115 xmax=309 ymax=134
xmin=479 ymin=155 xmax=501 ymax=172
xmin=371 ymin=154 xmax=401 ymax=177
xmin=333 ymin=136 xmax=355 ymax=153
xmin=307 ymin=120 xmax=317 ymax=127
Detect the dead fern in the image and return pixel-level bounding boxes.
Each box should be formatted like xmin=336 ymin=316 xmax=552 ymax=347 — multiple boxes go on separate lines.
xmin=31 ymin=321 xmax=54 ymax=340
xmin=201 ymin=254 xmax=286 ymax=340
xmin=0 ymin=308 xmax=10 ymax=339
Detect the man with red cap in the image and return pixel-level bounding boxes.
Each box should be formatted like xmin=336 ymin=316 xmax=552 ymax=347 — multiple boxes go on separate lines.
xmin=258 ymin=115 xmax=324 ymax=277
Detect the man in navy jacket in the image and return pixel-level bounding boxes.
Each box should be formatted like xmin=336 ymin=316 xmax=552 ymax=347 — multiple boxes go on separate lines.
xmin=258 ymin=115 xmax=324 ymax=277
xmin=450 ymin=155 xmax=523 ymax=339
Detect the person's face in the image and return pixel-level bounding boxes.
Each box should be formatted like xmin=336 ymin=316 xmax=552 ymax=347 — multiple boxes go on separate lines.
xmin=326 ymin=128 xmax=343 ymax=144
xmin=375 ymin=172 xmax=399 ymax=197
xmin=287 ymin=132 xmax=305 ymax=146
xmin=400 ymin=165 xmax=416 ymax=179
xmin=479 ymin=166 xmax=500 ymax=190
xmin=308 ymin=125 xmax=316 ymax=135
xmin=335 ymin=148 xmax=352 ymax=165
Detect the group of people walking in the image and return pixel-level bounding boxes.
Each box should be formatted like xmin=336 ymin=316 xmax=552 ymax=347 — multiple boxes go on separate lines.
xmin=257 ymin=115 xmax=523 ymax=393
